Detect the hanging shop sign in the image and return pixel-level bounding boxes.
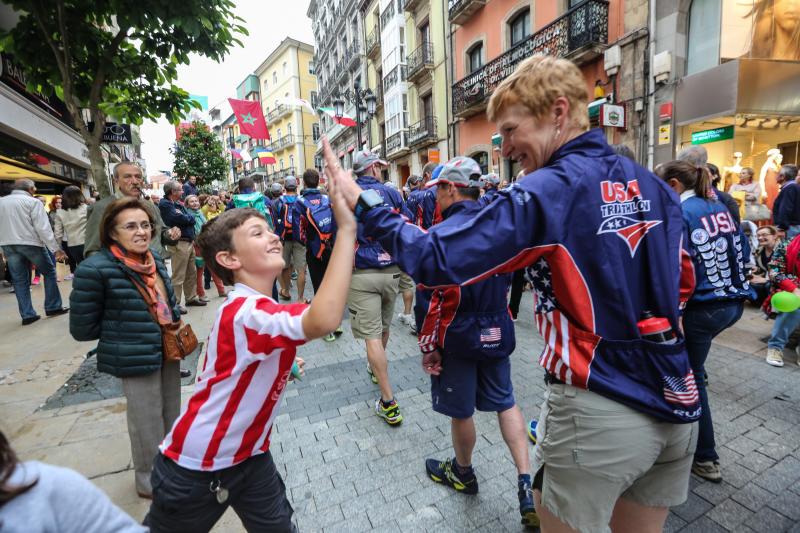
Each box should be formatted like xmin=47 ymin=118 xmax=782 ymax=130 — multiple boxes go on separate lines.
xmin=600 ymin=104 xmax=626 ymax=129
xmin=427 ymin=149 xmax=440 ymax=163
xmin=89 ymin=122 xmax=132 ymax=144
xmin=691 ymin=126 xmax=734 ymax=145
xmin=0 ymin=52 xmax=73 ymax=128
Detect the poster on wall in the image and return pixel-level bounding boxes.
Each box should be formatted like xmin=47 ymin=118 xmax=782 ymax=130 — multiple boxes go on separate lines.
xmin=721 ymin=0 xmax=800 ymax=61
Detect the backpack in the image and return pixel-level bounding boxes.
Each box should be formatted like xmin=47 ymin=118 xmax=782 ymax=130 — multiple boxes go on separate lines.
xmin=274 ymin=196 xmax=298 ymax=240
xmin=232 ymin=192 xmax=274 ymax=230
xmin=299 ymin=195 xmax=334 ymax=257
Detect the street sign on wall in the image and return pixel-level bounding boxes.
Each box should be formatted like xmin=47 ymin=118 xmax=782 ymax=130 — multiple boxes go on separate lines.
xmin=89 ymin=122 xmax=132 ymax=144
xmin=691 ymin=126 xmax=734 ymax=145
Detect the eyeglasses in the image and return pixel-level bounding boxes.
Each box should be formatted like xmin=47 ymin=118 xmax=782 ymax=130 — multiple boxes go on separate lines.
xmin=117 ymin=222 xmax=152 ymax=232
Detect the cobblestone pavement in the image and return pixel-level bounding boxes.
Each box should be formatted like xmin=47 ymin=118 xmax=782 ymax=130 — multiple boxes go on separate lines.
xmin=2 ymin=280 xmax=800 ymax=532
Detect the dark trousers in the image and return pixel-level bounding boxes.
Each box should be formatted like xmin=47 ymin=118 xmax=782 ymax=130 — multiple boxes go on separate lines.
xmin=306 ymin=249 xmax=331 ymax=294
xmin=67 ymin=244 xmax=84 ymax=267
xmin=144 ymin=452 xmax=294 ymax=533
xmin=508 ymin=268 xmax=526 ymax=318
xmin=683 ymin=300 xmax=744 ymax=463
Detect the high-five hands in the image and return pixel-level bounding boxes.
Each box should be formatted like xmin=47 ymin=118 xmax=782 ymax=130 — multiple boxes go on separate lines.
xmin=321 ymin=137 xmax=362 ymax=211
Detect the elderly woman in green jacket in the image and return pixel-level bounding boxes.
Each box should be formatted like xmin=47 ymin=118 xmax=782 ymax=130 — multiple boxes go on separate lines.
xmin=69 ymin=197 xmax=181 ymax=499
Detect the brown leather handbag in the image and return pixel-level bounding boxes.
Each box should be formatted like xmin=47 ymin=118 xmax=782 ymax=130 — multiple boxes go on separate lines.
xmin=128 ymin=277 xmax=198 ymax=362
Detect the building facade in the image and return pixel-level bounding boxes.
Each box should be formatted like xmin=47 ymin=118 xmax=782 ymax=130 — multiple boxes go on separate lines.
xmin=255 ymin=38 xmax=319 ymax=184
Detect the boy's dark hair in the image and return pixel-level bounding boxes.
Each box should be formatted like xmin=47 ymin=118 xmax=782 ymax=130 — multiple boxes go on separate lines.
xmin=238 ymin=176 xmax=255 ymax=192
xmin=303 ymin=168 xmax=320 ymax=189
xmin=196 ymin=208 xmax=265 ymax=285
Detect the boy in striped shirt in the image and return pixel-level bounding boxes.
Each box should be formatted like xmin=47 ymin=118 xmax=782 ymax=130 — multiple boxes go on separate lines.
xmin=144 ymin=183 xmax=356 ymax=532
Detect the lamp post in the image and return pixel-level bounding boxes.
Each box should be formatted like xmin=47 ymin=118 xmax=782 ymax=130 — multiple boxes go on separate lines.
xmin=333 ymin=79 xmax=377 ymax=151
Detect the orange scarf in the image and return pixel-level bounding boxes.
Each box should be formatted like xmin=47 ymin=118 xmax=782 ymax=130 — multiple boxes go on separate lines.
xmin=110 ymin=244 xmax=173 ymax=325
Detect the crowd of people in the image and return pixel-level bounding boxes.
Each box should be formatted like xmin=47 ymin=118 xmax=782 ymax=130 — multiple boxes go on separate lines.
xmin=1 ymin=53 xmax=799 ymax=533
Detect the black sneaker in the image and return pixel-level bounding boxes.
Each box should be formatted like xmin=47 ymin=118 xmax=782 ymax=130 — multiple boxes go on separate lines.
xmin=518 ymin=475 xmax=539 ymax=527
xmin=22 ymin=315 xmax=41 ymax=326
xmin=425 ymin=457 xmax=478 ymax=494
xmin=45 ymin=307 xmax=70 ymax=317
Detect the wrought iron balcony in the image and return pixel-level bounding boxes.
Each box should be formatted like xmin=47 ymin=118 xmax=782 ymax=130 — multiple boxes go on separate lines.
xmin=452 ymin=0 xmax=608 ymax=118
xmin=366 ymin=28 xmax=380 ymax=59
xmin=386 ymin=131 xmax=408 ymax=157
xmin=268 ymin=166 xmax=297 ymax=182
xmin=448 ymin=0 xmax=488 ymax=24
xmin=407 ymin=42 xmax=434 ymax=81
xmin=346 ymin=39 xmax=361 ymax=70
xmin=267 ymin=104 xmax=291 ymax=124
xmin=270 ymin=134 xmax=297 ymax=152
xmin=380 ymin=0 xmax=396 ymax=28
xmin=407 ymin=116 xmax=438 ymax=147
xmin=404 ymin=0 xmax=423 ymax=12
xmin=383 ymin=64 xmax=407 ymax=92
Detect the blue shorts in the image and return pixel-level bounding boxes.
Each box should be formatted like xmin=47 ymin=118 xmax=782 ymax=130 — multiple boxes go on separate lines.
xmin=430 ymin=351 xmax=515 ymax=419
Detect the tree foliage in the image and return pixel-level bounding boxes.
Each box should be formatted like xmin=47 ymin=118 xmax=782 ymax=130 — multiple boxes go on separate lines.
xmin=172 ymin=121 xmax=228 ymax=189
xmin=0 ymin=0 xmax=246 ymax=196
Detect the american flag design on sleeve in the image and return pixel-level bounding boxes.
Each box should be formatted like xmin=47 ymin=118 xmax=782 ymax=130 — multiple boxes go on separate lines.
xmin=159 ymin=284 xmax=308 ymax=471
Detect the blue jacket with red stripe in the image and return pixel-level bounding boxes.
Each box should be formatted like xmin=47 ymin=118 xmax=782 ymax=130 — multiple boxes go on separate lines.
xmin=355 ymin=176 xmax=404 ymax=269
xmin=360 ymin=129 xmax=699 ymax=423
xmin=417 ymin=200 xmax=514 ymax=359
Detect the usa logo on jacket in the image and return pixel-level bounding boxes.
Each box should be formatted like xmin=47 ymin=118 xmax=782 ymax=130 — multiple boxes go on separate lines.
xmin=597 ymin=179 xmax=662 ymax=257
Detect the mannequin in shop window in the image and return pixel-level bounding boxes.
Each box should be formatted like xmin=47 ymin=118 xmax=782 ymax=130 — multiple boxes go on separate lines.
xmin=722 ymin=152 xmax=743 ymax=192
xmin=760 ymin=148 xmax=783 ymax=211
xmin=747 ymin=0 xmax=800 ymax=61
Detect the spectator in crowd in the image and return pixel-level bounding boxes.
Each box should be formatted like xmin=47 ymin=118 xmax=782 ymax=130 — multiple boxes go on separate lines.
xmin=47 ymin=195 xmax=61 ymax=229
xmin=677 ymin=147 xmax=741 ymax=225
xmin=478 ymin=173 xmax=501 ymax=205
xmin=273 ymin=176 xmax=306 ymax=302
xmin=750 ymin=225 xmax=780 ymax=305
xmin=48 ymin=194 xmax=76 ymax=276
xmin=201 ymin=195 xmax=225 ymax=221
xmin=0 ymin=179 xmax=68 ymax=325
xmin=657 ymin=159 xmax=753 ymax=483
xmin=765 ymin=225 xmax=800 ymax=368
xmin=54 ymin=186 xmax=88 ymax=269
xmin=772 ymin=164 xmax=800 ymax=240
xmin=182 ymin=175 xmax=198 ymax=199
xmin=186 ymin=194 xmax=225 ymax=299
xmin=159 ymin=181 xmax=206 ymax=313
xmin=232 ymin=177 xmax=274 ymax=229
xmin=709 ymin=162 xmax=742 ymax=226
xmin=730 ymin=167 xmax=761 ymax=205
xmin=0 ymin=429 xmax=146 ymax=532
xmin=85 ymin=162 xmax=179 ymax=258
xmin=69 ymin=198 xmax=182 ymax=498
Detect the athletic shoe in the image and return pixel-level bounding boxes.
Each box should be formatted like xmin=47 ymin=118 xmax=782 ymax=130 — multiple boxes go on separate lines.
xmin=291 ymin=271 xmax=298 ymax=280
xmin=178 ymin=305 xmax=188 ymax=315
xmin=31 ymin=276 xmax=41 ymax=286
xmin=409 ymin=322 xmax=417 ymax=335
xmin=766 ymin=348 xmax=784 ymax=367
xmin=375 ymin=398 xmax=403 ymax=426
xmin=527 ymin=419 xmax=538 ymax=444
xmin=367 ymin=364 xmax=378 ymax=384
xmin=179 ymin=368 xmax=192 ymax=378
xmin=334 ymin=326 xmax=344 ymax=337
xmin=64 ymin=274 xmax=74 ymax=281
xmin=397 ymin=312 xmax=409 ymax=325
xmin=22 ymin=315 xmax=41 ymax=326
xmin=692 ymin=460 xmax=722 ymax=483
xmin=45 ymin=307 xmax=70 ymax=317
xmin=323 ymin=332 xmax=336 ymax=342
xmin=425 ymin=457 xmax=478 ymax=494
xmin=518 ymin=475 xmax=539 ymax=527
xmin=198 ymin=295 xmax=210 ymax=303
xmin=186 ymin=299 xmax=207 ymax=307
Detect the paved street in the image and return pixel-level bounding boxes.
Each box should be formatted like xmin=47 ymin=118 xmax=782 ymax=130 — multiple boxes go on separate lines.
xmin=1 ymin=280 xmax=800 ymax=532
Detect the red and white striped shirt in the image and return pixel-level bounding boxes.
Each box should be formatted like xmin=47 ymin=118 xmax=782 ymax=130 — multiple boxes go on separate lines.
xmin=160 ymin=283 xmax=308 ymax=471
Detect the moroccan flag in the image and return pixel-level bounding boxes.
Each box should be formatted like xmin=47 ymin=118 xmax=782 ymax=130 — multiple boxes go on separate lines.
xmin=228 ymin=98 xmax=271 ymax=140
xmin=318 ymin=107 xmax=357 ymax=127
xmin=253 ymin=147 xmax=276 ymax=164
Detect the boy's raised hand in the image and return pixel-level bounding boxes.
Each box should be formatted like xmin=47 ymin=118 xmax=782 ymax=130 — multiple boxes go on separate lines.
xmin=322 ymin=137 xmax=361 ymax=211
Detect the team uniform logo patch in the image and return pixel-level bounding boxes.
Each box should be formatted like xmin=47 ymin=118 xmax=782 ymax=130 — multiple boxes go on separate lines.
xmin=597 ymin=179 xmax=662 ymax=257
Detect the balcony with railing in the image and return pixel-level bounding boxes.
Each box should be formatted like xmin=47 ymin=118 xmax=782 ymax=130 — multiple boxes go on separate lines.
xmin=385 ymin=131 xmax=408 ymax=158
xmin=380 ymin=0 xmax=396 ymax=28
xmin=267 ymin=104 xmax=291 ymax=124
xmin=268 ymin=166 xmax=297 ymax=182
xmin=407 ymin=116 xmax=438 ymax=148
xmin=448 ymin=0 xmax=488 ymax=24
xmin=383 ymin=64 xmax=407 ymax=92
xmin=406 ymin=42 xmax=434 ymax=81
xmin=404 ymin=0 xmax=423 ymax=12
xmin=452 ymin=0 xmax=608 ymax=118
xmin=345 ymin=39 xmax=361 ymax=70
xmin=366 ymin=28 xmax=380 ymax=59
xmin=270 ymin=134 xmax=297 ymax=152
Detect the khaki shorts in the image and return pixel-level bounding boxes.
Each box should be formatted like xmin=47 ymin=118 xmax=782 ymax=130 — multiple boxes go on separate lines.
xmin=347 ymin=267 xmax=400 ymax=339
xmin=398 ymin=271 xmax=415 ymax=292
xmin=533 ymin=383 xmax=697 ymax=533
xmin=282 ymin=240 xmax=306 ymax=271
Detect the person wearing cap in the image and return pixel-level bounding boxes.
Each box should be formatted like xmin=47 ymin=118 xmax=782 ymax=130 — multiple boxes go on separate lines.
xmin=269 ymin=182 xmax=283 ymax=201
xmin=272 ymin=176 xmax=306 ymax=302
xmin=408 ymin=156 xmax=536 ymax=524
xmin=324 ymin=55 xmax=699 ymax=532
xmin=479 ymin=173 xmax=501 ymax=206
xmin=394 ymin=174 xmax=425 ymax=335
xmin=349 ymin=149 xmax=406 ymax=426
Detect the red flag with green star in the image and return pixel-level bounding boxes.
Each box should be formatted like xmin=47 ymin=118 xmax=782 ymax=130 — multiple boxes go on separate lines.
xmin=228 ymin=98 xmax=271 ymax=140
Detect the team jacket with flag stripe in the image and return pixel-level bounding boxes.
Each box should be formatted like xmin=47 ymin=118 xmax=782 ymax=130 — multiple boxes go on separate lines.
xmin=417 ymin=201 xmax=514 ymax=359
xmin=159 ymin=284 xmax=308 ymax=471
xmin=361 ymin=129 xmax=700 ymax=424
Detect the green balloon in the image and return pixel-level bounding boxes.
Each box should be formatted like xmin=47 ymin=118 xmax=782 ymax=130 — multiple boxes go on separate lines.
xmin=771 ymin=291 xmax=800 ymax=313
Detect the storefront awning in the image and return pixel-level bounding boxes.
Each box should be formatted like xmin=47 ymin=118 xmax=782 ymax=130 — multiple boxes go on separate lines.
xmin=676 ymin=59 xmax=800 ymax=126
xmin=0 ymin=156 xmax=77 ymax=186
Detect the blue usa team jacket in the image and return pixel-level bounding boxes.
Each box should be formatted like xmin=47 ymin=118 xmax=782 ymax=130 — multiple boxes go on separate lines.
xmin=417 ymin=200 xmax=514 ymax=359
xmin=355 ymin=176 xmax=405 ymax=270
xmin=361 ymin=129 xmax=700 ymax=423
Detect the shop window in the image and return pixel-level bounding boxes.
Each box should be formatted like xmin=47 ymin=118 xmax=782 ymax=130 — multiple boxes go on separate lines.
xmin=467 ymin=43 xmax=483 ymax=73
xmin=509 ymin=9 xmax=531 ymax=47
xmin=471 ymin=151 xmax=489 ymax=175
xmin=686 ymin=0 xmax=722 ymax=75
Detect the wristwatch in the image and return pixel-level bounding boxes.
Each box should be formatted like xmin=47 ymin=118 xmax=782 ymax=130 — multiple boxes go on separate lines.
xmin=354 ymin=189 xmax=384 ymax=222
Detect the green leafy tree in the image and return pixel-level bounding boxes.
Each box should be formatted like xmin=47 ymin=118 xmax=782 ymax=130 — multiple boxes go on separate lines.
xmin=172 ymin=121 xmax=228 ymax=190
xmin=0 ymin=0 xmax=246 ymax=196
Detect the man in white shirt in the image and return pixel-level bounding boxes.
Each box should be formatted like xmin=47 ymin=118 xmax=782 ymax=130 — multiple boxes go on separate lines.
xmin=0 ymin=179 xmax=69 ymax=325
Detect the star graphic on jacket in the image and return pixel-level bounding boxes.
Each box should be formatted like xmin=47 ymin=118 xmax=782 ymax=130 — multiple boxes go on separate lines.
xmin=241 ymin=113 xmax=257 ymax=125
